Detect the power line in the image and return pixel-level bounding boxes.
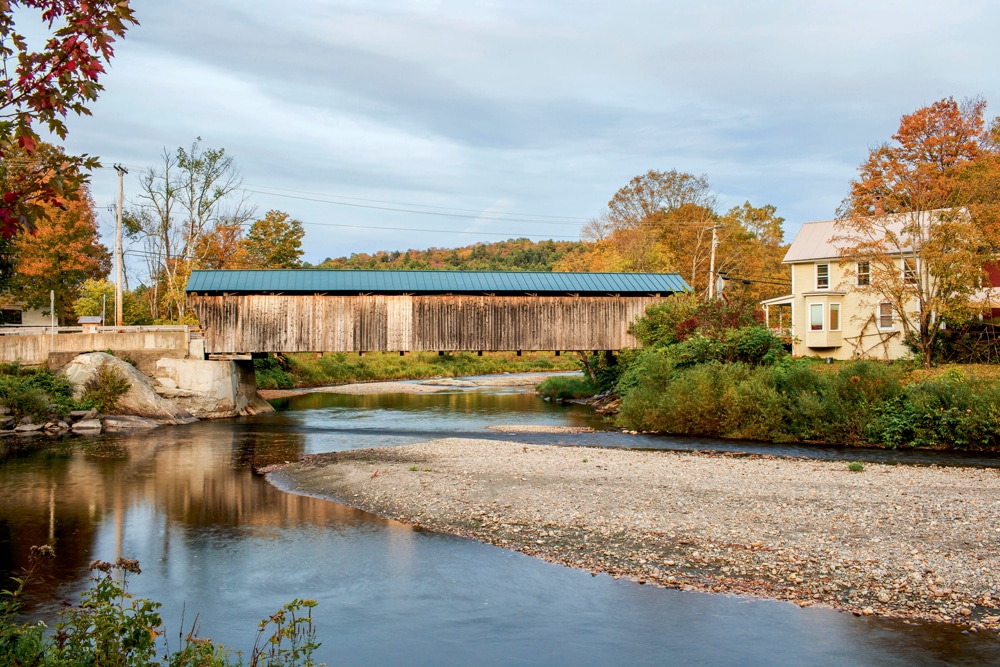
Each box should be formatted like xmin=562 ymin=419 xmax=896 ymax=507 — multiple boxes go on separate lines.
xmin=245 ymin=184 xmax=590 ymax=222
xmin=239 ymin=188 xmax=587 ymax=227
xmin=120 ymin=203 xmax=581 ymax=239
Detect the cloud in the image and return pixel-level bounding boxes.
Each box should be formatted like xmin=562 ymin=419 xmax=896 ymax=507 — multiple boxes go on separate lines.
xmin=51 ymin=0 xmax=1000 ymax=262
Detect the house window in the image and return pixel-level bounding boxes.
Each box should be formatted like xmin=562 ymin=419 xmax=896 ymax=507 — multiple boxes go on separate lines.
xmin=816 ymin=264 xmax=829 ymax=290
xmin=903 ymin=257 xmax=918 ymax=285
xmin=810 ymin=303 xmax=824 ymax=331
xmin=829 ymin=303 xmax=840 ymax=331
xmin=878 ymin=303 xmax=893 ymax=329
xmin=857 ymin=261 xmax=870 ymax=286
xmin=0 ymin=309 xmax=21 ymax=325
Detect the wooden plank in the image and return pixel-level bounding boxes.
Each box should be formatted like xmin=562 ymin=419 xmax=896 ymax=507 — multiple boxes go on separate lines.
xmin=188 ymin=294 xmax=667 ymax=354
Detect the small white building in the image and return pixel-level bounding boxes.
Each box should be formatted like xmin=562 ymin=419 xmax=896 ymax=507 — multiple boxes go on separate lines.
xmin=0 ymin=301 xmax=50 ymax=327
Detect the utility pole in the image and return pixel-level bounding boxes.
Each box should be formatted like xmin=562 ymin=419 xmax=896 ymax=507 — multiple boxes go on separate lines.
xmin=114 ymin=164 xmax=128 ymax=327
xmin=707 ymin=225 xmax=722 ymax=300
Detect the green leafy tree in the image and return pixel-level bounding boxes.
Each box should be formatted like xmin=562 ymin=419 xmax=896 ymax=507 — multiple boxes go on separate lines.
xmin=244 ymin=209 xmax=305 ymax=268
xmin=320 ymin=238 xmax=589 ymax=272
xmin=72 ymin=278 xmax=151 ymax=325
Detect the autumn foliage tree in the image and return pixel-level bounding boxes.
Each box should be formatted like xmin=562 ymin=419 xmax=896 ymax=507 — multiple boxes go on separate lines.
xmin=125 ymin=139 xmax=254 ymax=321
xmin=834 ymin=97 xmax=999 ymax=367
xmin=320 ymin=238 xmax=587 ymax=272
xmin=244 ymin=210 xmax=305 ymax=269
xmin=9 ymin=184 xmax=110 ymax=323
xmin=0 ymin=1 xmax=136 ymax=237
xmin=560 ymin=169 xmax=788 ymax=301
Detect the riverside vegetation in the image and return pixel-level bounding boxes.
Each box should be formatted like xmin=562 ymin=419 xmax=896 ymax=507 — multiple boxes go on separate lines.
xmin=0 ymin=362 xmax=128 ymax=420
xmin=254 ymin=350 xmax=580 ymax=390
xmin=576 ymin=294 xmax=1000 ymax=451
xmin=0 ymin=548 xmax=320 ymax=667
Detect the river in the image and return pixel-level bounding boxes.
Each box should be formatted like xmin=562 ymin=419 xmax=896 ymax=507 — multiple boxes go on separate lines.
xmin=2 ymin=381 xmax=999 ymax=666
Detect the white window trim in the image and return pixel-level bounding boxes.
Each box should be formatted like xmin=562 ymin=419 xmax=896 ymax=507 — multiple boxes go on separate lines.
xmin=809 ymin=302 xmax=824 ymax=331
xmin=829 ymin=303 xmax=841 ymax=331
xmin=857 ymin=261 xmax=870 ymax=287
xmin=877 ymin=303 xmax=894 ymax=330
xmin=816 ymin=263 xmax=830 ymax=290
xmin=903 ymin=257 xmax=918 ymax=286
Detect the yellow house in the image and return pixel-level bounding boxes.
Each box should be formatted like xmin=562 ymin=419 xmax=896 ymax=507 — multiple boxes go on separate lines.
xmin=761 ymin=220 xmax=911 ymax=361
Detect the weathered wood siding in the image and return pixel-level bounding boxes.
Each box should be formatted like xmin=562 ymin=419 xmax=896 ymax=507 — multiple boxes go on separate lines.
xmin=188 ymin=294 xmax=666 ymax=354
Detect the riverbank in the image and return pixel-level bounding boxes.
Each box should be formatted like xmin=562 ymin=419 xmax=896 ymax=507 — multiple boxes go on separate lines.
xmin=271 ymin=438 xmax=1000 ymax=631
xmin=258 ymin=373 xmax=571 ymax=399
xmin=257 ymin=350 xmax=581 ymax=390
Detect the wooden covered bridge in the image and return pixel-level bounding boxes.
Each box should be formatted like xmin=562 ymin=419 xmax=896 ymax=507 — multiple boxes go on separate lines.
xmin=185 ymin=270 xmax=690 ymax=356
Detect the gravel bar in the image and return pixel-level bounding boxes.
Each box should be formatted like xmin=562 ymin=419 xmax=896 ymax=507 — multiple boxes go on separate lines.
xmin=258 ymin=374 xmax=561 ymax=399
xmin=271 ymin=438 xmax=1000 ymax=631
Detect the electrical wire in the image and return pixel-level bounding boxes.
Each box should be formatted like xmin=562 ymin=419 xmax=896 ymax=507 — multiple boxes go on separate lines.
xmin=244 ymin=184 xmax=590 ymax=222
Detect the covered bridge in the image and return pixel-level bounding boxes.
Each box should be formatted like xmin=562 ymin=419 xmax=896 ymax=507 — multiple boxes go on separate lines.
xmin=185 ymin=270 xmax=690 ymax=355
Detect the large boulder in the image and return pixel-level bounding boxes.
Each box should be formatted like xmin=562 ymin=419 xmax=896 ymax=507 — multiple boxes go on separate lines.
xmin=63 ymin=352 xmax=197 ymax=424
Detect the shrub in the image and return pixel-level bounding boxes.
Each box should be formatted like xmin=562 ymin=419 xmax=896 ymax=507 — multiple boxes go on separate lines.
xmin=618 ymin=360 xmax=748 ymax=437
xmin=254 ymin=355 xmax=296 ymax=390
xmin=0 ymin=366 xmax=83 ymax=421
xmin=536 ymin=376 xmax=597 ymax=400
xmin=82 ymin=363 xmax=131 ymax=414
xmin=272 ymin=351 xmax=579 ymax=388
xmin=866 ymin=370 xmax=1000 ymax=450
xmin=848 ymin=461 xmax=864 ymax=472
xmin=630 ymin=294 xmax=763 ymax=348
xmin=0 ymin=552 xmax=320 ymax=667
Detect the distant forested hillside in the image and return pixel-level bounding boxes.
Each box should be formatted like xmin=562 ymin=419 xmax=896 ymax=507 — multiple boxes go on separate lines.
xmin=314 ymin=238 xmax=592 ymax=272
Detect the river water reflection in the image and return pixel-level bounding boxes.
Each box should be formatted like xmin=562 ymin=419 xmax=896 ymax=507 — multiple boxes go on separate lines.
xmin=2 ymin=385 xmax=999 ymax=666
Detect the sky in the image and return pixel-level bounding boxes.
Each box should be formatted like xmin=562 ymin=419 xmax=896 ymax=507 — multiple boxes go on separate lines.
xmin=39 ymin=0 xmax=1000 ymax=266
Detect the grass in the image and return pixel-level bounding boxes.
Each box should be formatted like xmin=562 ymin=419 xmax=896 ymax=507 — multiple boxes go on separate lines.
xmin=848 ymin=461 xmax=865 ymax=472
xmin=256 ymin=351 xmax=580 ymax=389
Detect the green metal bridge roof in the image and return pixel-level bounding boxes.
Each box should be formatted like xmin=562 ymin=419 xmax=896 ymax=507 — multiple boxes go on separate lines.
xmin=186 ymin=270 xmax=690 ymax=296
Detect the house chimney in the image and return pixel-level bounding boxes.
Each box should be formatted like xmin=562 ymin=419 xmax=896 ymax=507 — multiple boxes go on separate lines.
xmin=873 ymin=195 xmax=885 ymax=216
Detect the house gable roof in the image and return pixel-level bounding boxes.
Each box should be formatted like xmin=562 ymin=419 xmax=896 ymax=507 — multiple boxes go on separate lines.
xmin=782 ymin=220 xmax=839 ymax=263
xmin=783 ymin=211 xmax=955 ymax=264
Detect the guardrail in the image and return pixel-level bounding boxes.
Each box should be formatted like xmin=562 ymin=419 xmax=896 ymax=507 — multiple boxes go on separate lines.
xmin=0 ymin=325 xmax=202 ymax=340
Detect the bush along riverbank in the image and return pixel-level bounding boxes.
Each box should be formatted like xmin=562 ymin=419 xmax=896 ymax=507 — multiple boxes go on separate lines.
xmin=0 ymin=353 xmax=204 ymax=447
xmin=576 ymin=294 xmax=1000 ymax=451
xmin=255 ymin=350 xmax=581 ymax=390
xmin=0 ymin=361 xmax=125 ymax=439
xmin=0 ymin=548 xmax=320 ymax=666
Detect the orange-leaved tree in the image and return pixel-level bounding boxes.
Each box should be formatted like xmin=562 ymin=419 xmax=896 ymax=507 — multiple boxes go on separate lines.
xmin=834 ymin=97 xmax=999 ymax=367
xmin=10 ymin=185 xmax=110 ymax=324
xmin=568 ymin=170 xmax=788 ymax=299
xmin=0 ymin=1 xmax=137 ymax=237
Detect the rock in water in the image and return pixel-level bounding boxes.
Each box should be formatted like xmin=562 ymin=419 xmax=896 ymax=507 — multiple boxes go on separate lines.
xmin=71 ymin=419 xmax=102 ymax=433
xmin=62 ymin=352 xmax=197 ymax=424
xmin=102 ymin=415 xmax=160 ymax=431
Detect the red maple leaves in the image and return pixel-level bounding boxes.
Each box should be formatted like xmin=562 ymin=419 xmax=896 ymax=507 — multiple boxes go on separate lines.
xmin=1 ymin=1 xmax=137 ymax=238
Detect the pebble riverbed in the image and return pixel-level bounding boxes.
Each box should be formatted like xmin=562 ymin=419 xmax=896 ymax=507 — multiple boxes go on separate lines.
xmin=271 ymin=437 xmax=1000 ymax=632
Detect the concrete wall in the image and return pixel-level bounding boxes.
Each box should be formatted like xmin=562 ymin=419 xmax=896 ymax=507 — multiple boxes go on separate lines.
xmin=0 ymin=331 xmax=191 ymax=373
xmin=153 ymin=358 xmax=270 ymax=418
xmin=0 ymin=330 xmax=273 ymax=419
